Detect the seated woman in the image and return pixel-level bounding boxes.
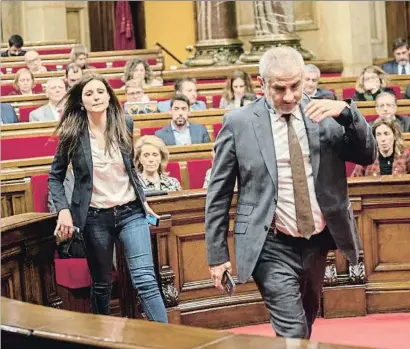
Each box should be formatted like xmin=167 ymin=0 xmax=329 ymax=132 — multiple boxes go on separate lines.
xmin=11 ymin=68 xmax=36 ymax=95
xmin=135 ymin=135 xmax=182 ymax=191
xmin=219 ymin=70 xmax=254 ymax=109
xmin=69 ymin=44 xmax=94 ymax=70
xmin=353 ymin=66 xmax=395 ymax=101
xmin=352 ymin=118 xmax=410 ymax=176
xmin=123 ymin=58 xmax=163 ymax=88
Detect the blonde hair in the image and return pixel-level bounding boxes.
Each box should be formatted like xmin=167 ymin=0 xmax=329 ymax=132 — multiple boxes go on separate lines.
xmin=134 ymin=135 xmax=169 ymax=174
xmin=122 ymin=59 xmax=153 ymax=84
xmin=13 ymin=68 xmax=35 ymax=92
xmin=125 ymin=79 xmax=144 ymax=93
xmin=69 ymin=44 xmax=89 ymax=62
xmin=372 ymin=117 xmax=404 ymax=156
xmin=222 ymin=70 xmax=254 ymax=102
xmin=355 ymin=66 xmax=388 ymax=94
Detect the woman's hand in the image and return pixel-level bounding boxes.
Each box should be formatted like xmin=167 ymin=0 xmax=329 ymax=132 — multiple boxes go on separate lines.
xmin=144 ymin=201 xmax=159 ymax=219
xmin=55 ymin=208 xmax=74 ymax=243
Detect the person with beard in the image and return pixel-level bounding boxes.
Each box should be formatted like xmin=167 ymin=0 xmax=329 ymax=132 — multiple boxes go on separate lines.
xmin=382 ymin=38 xmax=409 ymax=75
xmin=1 ymin=34 xmax=26 ymax=57
xmin=155 ymin=94 xmax=210 ymax=146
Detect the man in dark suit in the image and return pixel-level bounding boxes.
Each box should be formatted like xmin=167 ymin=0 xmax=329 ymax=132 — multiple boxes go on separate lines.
xmin=303 ymin=64 xmax=336 ymax=100
xmin=382 ymin=38 xmax=409 ymax=75
xmin=1 ymin=34 xmax=26 ymax=57
xmin=155 ymin=95 xmax=210 ymax=146
xmin=405 ymin=85 xmax=410 ymax=99
xmin=375 ymin=92 xmax=410 ymax=132
xmin=205 ymin=47 xmax=376 ymax=339
xmin=1 ymin=103 xmax=19 ymax=124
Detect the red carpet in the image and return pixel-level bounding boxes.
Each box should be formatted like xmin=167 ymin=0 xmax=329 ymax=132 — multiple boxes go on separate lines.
xmin=228 ymin=313 xmax=410 ymax=349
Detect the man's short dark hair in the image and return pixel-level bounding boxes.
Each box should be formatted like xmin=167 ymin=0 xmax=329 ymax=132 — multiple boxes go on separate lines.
xmin=170 ymin=94 xmax=190 ymax=109
xmin=65 ymin=63 xmax=83 ymax=77
xmin=8 ymin=34 xmax=24 ymax=48
xmin=392 ymin=38 xmax=409 ymax=52
xmin=240 ymin=93 xmax=258 ymax=107
xmin=174 ymin=78 xmax=196 ymax=93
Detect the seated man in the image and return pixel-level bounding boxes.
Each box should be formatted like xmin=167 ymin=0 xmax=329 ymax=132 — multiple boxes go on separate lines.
xmin=1 ymin=34 xmax=26 ymax=57
xmin=29 ymin=78 xmax=66 ymax=122
xmin=125 ymin=80 xmax=150 ymax=103
xmin=1 ymin=103 xmax=19 ymax=124
xmin=65 ymin=63 xmax=83 ymax=89
xmin=405 ymin=85 xmax=410 ymax=99
xmin=155 ymin=95 xmax=210 ymax=146
xmin=303 ymin=64 xmax=336 ymax=100
xmin=157 ymin=78 xmax=207 ymax=112
xmin=375 ymin=92 xmax=410 ymax=132
xmin=382 ymin=38 xmax=409 ymax=75
xmin=25 ymin=50 xmax=47 ymax=73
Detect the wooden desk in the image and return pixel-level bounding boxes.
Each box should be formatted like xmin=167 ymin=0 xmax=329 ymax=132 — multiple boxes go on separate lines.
xmin=1 ymin=297 xmax=371 ymax=349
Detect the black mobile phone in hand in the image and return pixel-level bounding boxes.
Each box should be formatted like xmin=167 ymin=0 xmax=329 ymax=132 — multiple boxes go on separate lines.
xmin=221 ymin=270 xmax=236 ymax=297
xmin=146 ymin=214 xmax=160 ymax=227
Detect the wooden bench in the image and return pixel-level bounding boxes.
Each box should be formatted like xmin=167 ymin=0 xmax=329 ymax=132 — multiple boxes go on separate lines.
xmin=1 ymin=39 xmax=77 ymax=56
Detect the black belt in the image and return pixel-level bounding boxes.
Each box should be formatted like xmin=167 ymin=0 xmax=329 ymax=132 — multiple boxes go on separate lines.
xmin=89 ymin=200 xmax=141 ymax=213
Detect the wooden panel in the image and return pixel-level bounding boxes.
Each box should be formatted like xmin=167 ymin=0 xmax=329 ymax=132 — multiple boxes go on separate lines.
xmin=88 ymin=1 xmax=115 ymax=52
xmin=295 ymin=1 xmax=318 ymax=31
xmin=66 ymin=9 xmax=82 ymax=45
xmin=385 ymin=1 xmax=410 ymax=53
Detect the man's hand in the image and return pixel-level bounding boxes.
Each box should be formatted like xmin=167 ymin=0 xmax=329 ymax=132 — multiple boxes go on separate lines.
xmin=209 ymin=261 xmax=232 ymax=290
xmin=304 ymin=99 xmax=349 ymax=123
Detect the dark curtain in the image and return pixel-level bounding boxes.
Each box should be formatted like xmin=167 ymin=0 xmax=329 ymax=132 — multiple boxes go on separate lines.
xmin=385 ymin=1 xmax=410 ymax=53
xmin=114 ymin=0 xmax=136 ymax=50
xmin=129 ymin=1 xmax=146 ymax=49
xmin=88 ymin=1 xmax=115 ymax=51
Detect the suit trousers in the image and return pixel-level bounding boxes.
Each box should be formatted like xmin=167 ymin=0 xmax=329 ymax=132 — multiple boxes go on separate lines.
xmin=252 ymin=228 xmax=334 ymax=339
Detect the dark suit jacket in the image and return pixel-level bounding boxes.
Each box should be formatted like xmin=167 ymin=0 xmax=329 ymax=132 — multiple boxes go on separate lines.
xmin=382 ymin=60 xmax=399 ymax=75
xmin=396 ymin=115 xmax=410 ymax=133
xmin=1 ymin=50 xmax=26 ymax=57
xmin=314 ymin=88 xmax=337 ymax=100
xmin=205 ymin=96 xmax=376 ymax=283
xmin=405 ymin=85 xmax=410 ymax=99
xmin=155 ymin=122 xmax=210 ymax=146
xmin=48 ymin=116 xmax=146 ymax=231
xmin=48 ymin=170 xmax=75 ymax=213
xmin=1 ymin=103 xmax=19 ymax=124
xmin=353 ymin=87 xmax=396 ymax=101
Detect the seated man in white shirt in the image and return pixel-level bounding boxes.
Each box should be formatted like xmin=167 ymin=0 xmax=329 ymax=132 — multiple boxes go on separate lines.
xmin=382 ymin=38 xmax=410 ymax=75
xmin=25 ymin=50 xmax=48 ymax=73
xmin=157 ymin=78 xmax=207 ymax=113
xmin=29 ymin=78 xmax=66 ymax=122
xmin=303 ymin=64 xmax=336 ymax=100
xmin=155 ymin=95 xmax=210 ymax=146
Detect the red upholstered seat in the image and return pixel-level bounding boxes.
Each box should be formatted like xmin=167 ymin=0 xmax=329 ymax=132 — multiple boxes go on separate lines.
xmin=112 ymin=60 xmax=127 ymax=68
xmin=187 ymin=159 xmax=213 ymax=189
xmin=1 ymin=135 xmax=59 ymax=160
xmin=213 ymin=123 xmax=222 ymax=139
xmin=0 ymin=85 xmax=17 ymax=96
xmin=146 ymin=58 xmax=157 ymax=66
xmin=91 ymin=62 xmax=107 ymax=69
xmin=345 ymin=162 xmax=356 ymax=176
xmin=33 ymin=83 xmax=44 ymax=94
xmin=31 ymin=174 xmax=49 ymax=213
xmin=140 ymin=127 xmax=161 ymax=136
xmin=107 ymin=78 xmax=124 ymax=89
xmin=388 ymin=85 xmax=401 ymax=99
xmin=19 ymin=105 xmax=38 ymax=122
xmin=37 ymin=48 xmax=72 ymax=55
xmin=197 ymin=95 xmax=207 ymax=104
xmin=55 ymin=258 xmax=92 ymax=289
xmin=365 ymin=114 xmax=379 ymax=123
xmin=166 ymin=162 xmax=182 ymax=184
xmin=196 ymin=79 xmax=226 ymax=84
xmin=212 ymin=95 xmax=222 ymax=108
xmin=342 ymin=88 xmax=356 ymax=100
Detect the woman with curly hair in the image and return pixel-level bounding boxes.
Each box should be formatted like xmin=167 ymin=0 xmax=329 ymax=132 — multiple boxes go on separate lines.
xmin=122 ymin=58 xmax=163 ymax=88
xmin=353 ymin=66 xmax=395 ymax=101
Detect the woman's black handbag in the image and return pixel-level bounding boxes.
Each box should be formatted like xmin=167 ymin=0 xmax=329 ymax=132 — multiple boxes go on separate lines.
xmin=57 ymin=229 xmax=86 ymax=259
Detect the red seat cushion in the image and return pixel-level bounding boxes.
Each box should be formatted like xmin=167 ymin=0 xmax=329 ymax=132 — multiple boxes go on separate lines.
xmin=107 ymin=78 xmax=124 ymax=89
xmin=33 ymin=83 xmax=44 ymax=94
xmin=19 ymin=106 xmax=39 ymax=122
xmin=196 ymin=79 xmax=226 ymax=84
xmin=187 ymin=159 xmax=213 ymax=189
xmin=388 ymin=85 xmax=401 ymax=99
xmin=197 ymin=96 xmax=207 ymax=105
xmin=166 ymin=162 xmax=182 ymax=184
xmin=91 ymin=62 xmax=107 ymax=69
xmin=37 ymin=48 xmax=72 ymax=55
xmin=55 ymin=258 xmax=92 ymax=289
xmin=1 ymin=135 xmax=59 ymax=160
xmin=31 ymin=174 xmax=49 ymax=213
xmin=0 ymin=85 xmax=17 ymax=96
xmin=345 ymin=162 xmax=356 ymax=176
xmin=146 ymin=58 xmax=157 ymax=66
xmin=140 ymin=127 xmax=161 ymax=136
xmin=213 ymin=123 xmax=222 ymax=139
xmin=112 ymin=60 xmax=127 ymax=68
xmin=212 ymin=95 xmax=222 ymax=108
xmin=342 ymin=88 xmax=356 ymax=100
xmin=365 ymin=114 xmax=379 ymax=123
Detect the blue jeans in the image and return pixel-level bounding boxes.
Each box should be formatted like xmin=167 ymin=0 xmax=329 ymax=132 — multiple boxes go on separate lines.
xmin=82 ymin=201 xmax=168 ymax=323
